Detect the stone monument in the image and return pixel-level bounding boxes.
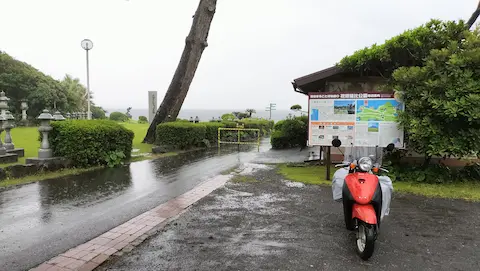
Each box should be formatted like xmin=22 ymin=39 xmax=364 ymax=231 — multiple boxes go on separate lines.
xmin=148 ymin=91 xmax=158 ymax=124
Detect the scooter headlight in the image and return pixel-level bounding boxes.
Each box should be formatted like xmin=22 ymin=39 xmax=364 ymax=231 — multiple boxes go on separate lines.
xmin=358 ymin=157 xmax=373 ymax=172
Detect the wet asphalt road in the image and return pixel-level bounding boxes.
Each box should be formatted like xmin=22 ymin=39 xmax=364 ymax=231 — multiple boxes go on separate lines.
xmin=0 ymin=139 xmax=309 ymax=271
xmin=99 ymin=166 xmax=480 ymax=271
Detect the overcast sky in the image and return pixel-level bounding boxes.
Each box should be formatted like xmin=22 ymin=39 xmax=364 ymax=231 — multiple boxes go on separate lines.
xmin=0 ymin=0 xmax=476 ymax=110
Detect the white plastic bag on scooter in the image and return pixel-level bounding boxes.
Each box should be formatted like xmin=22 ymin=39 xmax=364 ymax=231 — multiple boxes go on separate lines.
xmin=331 ymin=146 xmax=393 ymax=221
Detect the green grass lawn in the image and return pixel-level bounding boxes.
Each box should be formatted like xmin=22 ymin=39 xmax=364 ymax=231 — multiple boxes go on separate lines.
xmin=121 ymin=122 xmax=152 ymax=154
xmin=278 ymin=164 xmax=480 ymax=201
xmin=0 ymin=122 xmax=152 ymax=168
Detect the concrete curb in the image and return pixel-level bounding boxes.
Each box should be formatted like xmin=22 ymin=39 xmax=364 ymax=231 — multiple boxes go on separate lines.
xmin=29 ymin=174 xmax=232 ymax=271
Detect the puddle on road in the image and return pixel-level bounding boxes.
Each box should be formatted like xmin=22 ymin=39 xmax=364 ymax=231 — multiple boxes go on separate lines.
xmin=236 ymin=163 xmax=272 ymax=176
xmin=283 ymin=180 xmax=306 ymax=188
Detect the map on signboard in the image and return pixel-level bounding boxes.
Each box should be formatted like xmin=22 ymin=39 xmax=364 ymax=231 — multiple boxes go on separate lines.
xmin=356 ymin=100 xmax=402 ymax=121
xmin=308 ymin=93 xmax=405 ymax=148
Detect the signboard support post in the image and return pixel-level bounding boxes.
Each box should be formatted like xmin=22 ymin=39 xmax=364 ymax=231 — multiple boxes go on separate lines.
xmin=326 ymin=146 xmax=331 ymax=181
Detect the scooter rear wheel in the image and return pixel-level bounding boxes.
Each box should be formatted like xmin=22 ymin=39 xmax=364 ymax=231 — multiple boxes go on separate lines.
xmin=356 ymin=222 xmax=375 ymax=260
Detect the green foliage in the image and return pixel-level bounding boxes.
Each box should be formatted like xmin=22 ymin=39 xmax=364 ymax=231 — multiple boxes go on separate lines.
xmin=204 ymin=122 xmax=226 ymax=143
xmin=232 ymin=112 xmax=249 ymax=119
xmin=109 ymin=112 xmax=129 ymax=122
xmin=290 ymin=104 xmax=302 ymax=111
xmin=91 ymin=105 xmax=106 ymax=119
xmin=385 ymin=163 xmax=480 ymax=184
xmin=221 ymin=113 xmax=235 ymax=121
xmin=238 ymin=119 xmax=274 ymax=136
xmin=339 ymin=20 xmax=467 ymax=78
xmin=138 ymin=116 xmax=148 ymax=124
xmin=0 ymin=51 xmax=102 ymax=118
xmin=393 ymin=29 xmax=480 ymax=158
xmin=156 ymin=122 xmax=206 ymax=149
xmin=104 ymin=150 xmax=126 ymax=168
xmin=49 ymin=120 xmax=134 ymax=167
xmin=271 ymin=116 xmax=307 ymax=149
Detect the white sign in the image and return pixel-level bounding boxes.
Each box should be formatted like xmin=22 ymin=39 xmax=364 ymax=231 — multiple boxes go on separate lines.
xmin=308 ymin=92 xmax=404 ymax=148
xmin=148 ymin=91 xmax=158 ymax=124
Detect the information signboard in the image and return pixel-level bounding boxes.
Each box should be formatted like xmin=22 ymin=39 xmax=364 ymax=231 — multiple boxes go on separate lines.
xmin=308 ymin=92 xmax=404 ymax=148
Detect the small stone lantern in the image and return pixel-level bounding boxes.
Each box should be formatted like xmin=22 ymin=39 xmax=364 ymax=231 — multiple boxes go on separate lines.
xmin=20 ymin=100 xmax=28 ymax=121
xmin=37 ymin=109 xmax=54 ymax=159
xmin=53 ymin=111 xmax=66 ymax=121
xmin=0 ymin=115 xmax=6 ymax=155
xmin=66 ymin=112 xmax=71 ymax=119
xmin=3 ymin=110 xmax=15 ymax=150
xmin=0 ymin=91 xmax=8 ymax=116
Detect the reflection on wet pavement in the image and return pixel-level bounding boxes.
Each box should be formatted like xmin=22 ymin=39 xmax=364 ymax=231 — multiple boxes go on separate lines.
xmin=0 ymin=139 xmax=309 ymax=271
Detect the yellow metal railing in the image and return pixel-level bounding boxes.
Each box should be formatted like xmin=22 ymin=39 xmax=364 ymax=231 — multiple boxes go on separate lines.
xmin=218 ymin=127 xmax=261 ymax=150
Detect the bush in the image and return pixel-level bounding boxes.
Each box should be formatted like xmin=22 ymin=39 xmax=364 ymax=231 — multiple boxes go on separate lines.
xmin=156 ymin=122 xmax=206 ymax=149
xmin=138 ymin=116 xmax=148 ymax=124
xmin=204 ymin=122 xmax=226 ymax=143
xmin=109 ymin=112 xmax=128 ymax=122
xmin=271 ymin=117 xmax=307 ymax=149
xmin=49 ymin=120 xmax=134 ymax=167
xmin=238 ymin=119 xmax=274 ymax=136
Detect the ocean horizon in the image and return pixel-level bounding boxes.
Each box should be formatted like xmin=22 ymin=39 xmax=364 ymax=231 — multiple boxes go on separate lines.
xmin=105 ymin=108 xmax=302 ymax=122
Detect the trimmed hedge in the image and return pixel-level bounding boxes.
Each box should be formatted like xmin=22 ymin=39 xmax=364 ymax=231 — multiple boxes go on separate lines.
xmin=49 ymin=120 xmax=134 ymax=167
xmin=155 ymin=119 xmax=273 ymax=150
xmin=156 ymin=122 xmax=206 ymax=149
xmin=271 ymin=116 xmax=307 ymax=149
xmin=204 ymin=122 xmax=226 ymax=143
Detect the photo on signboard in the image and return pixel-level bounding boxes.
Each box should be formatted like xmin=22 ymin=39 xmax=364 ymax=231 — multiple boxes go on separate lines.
xmin=332 ymin=126 xmax=339 ymax=130
xmin=319 ymin=135 xmax=325 ymax=139
xmin=368 ymin=122 xmax=379 ymax=132
xmin=311 ymin=109 xmax=319 ymax=121
xmin=334 ymin=100 xmax=355 ymax=114
xmin=347 ymin=126 xmax=354 ymax=130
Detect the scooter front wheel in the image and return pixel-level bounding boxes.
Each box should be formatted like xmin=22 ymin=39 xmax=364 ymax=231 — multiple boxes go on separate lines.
xmin=356 ymin=222 xmax=375 ymax=260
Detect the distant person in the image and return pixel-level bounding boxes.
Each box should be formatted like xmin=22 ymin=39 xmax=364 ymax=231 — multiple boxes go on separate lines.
xmin=195 ymin=116 xmax=200 ymax=123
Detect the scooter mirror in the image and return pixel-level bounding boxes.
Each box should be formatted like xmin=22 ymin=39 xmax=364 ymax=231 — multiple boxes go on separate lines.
xmin=386 ymin=143 xmax=395 ymax=152
xmin=332 ymin=139 xmax=342 ymax=147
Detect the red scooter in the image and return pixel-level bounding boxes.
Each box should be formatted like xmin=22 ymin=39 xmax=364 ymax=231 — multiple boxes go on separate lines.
xmin=332 ymin=139 xmax=393 ymax=260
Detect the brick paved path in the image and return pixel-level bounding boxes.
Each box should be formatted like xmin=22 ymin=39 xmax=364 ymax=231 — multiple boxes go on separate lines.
xmin=29 ymin=174 xmax=231 ymax=271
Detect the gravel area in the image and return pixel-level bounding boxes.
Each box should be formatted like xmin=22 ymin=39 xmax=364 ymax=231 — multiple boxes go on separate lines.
xmin=99 ymin=165 xmax=480 ymax=271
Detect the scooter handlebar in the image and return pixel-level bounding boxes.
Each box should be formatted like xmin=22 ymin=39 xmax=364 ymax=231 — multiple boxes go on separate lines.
xmin=379 ymin=168 xmax=389 ymax=173
xmin=335 ymin=163 xmax=350 ymax=168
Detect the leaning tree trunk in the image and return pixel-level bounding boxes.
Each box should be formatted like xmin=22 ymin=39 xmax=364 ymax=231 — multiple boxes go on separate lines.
xmin=143 ymin=0 xmax=217 ymax=143
xmin=466 ymin=1 xmax=480 ymax=29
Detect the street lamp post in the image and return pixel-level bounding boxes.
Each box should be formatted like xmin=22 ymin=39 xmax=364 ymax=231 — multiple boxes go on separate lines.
xmin=81 ymin=39 xmax=93 ymax=120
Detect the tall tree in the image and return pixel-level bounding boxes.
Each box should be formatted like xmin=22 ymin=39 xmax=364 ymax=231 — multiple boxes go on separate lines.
xmin=143 ymin=0 xmax=217 ymax=143
xmin=466 ymin=1 xmax=480 ymax=29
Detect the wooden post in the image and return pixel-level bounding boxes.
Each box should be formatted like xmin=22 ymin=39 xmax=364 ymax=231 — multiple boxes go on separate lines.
xmin=326 ymin=146 xmax=331 ymax=181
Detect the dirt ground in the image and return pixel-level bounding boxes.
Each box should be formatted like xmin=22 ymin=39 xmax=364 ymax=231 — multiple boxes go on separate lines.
xmin=99 ymin=164 xmax=480 ymax=271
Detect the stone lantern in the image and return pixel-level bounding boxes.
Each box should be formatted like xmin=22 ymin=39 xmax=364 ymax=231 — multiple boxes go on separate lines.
xmin=3 ymin=110 xmax=15 ymax=150
xmin=0 ymin=91 xmax=9 ymax=116
xmin=37 ymin=109 xmax=54 ymax=159
xmin=20 ymin=100 xmax=28 ymax=121
xmin=66 ymin=112 xmax=71 ymax=119
xmin=53 ymin=111 xmax=66 ymax=121
xmin=0 ymin=115 xmax=6 ymax=156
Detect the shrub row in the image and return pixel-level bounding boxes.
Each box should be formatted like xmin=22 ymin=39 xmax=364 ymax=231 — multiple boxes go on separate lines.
xmin=271 ymin=116 xmax=308 ymax=149
xmin=155 ymin=119 xmax=273 ymax=149
xmin=49 ymin=120 xmax=134 ymax=167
